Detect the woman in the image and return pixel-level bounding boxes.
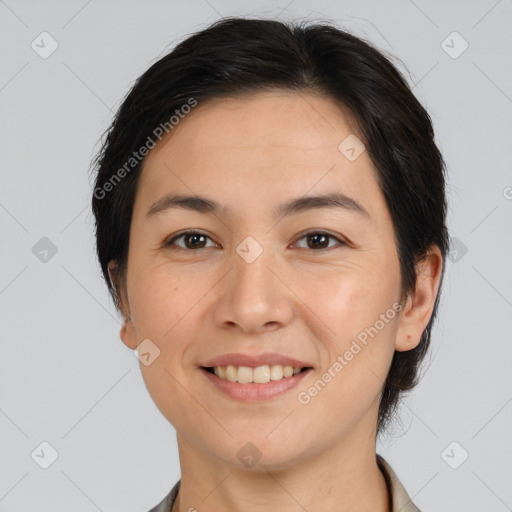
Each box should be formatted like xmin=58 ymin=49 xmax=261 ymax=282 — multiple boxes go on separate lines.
xmin=91 ymin=17 xmax=448 ymax=512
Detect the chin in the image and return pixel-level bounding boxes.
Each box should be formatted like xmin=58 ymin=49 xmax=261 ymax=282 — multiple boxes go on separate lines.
xmin=207 ymin=434 xmax=314 ymax=473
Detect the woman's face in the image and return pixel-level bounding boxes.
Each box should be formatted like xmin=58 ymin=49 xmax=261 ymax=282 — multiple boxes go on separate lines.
xmin=114 ymin=91 xmax=424 ymax=469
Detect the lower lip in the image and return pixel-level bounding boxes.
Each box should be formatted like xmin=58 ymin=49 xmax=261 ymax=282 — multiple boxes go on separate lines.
xmin=200 ymin=368 xmax=312 ymax=402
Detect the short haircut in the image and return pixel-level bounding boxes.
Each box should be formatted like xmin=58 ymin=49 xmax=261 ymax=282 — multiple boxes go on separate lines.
xmin=90 ymin=17 xmax=449 ymax=435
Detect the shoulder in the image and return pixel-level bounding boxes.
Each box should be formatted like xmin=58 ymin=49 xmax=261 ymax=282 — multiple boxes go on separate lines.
xmin=377 ymin=454 xmax=423 ymax=512
xmin=147 ymin=480 xmax=181 ymax=512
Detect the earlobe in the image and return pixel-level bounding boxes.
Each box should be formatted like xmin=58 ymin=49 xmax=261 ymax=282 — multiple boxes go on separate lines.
xmin=120 ymin=320 xmax=138 ymax=350
xmin=109 ymin=260 xmax=136 ymax=349
xmin=394 ymin=246 xmax=443 ymax=352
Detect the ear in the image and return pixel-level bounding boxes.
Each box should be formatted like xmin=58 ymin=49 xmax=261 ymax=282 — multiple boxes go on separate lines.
xmin=394 ymin=245 xmax=443 ymax=352
xmin=108 ymin=260 xmax=137 ymax=351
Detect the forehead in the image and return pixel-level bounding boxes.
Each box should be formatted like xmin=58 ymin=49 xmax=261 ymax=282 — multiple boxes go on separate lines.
xmin=134 ymin=91 xmax=386 ymax=224
xmin=144 ymin=90 xmax=361 ymax=166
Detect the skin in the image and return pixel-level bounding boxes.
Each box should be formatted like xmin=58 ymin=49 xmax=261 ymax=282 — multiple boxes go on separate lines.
xmin=109 ymin=90 xmax=442 ymax=512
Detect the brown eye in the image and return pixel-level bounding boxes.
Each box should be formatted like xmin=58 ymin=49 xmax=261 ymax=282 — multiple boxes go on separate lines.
xmin=165 ymin=231 xmax=217 ymax=250
xmin=295 ymin=231 xmax=346 ymax=250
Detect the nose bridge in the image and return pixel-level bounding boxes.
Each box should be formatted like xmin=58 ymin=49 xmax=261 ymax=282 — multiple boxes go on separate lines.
xmin=214 ymin=234 xmax=293 ymax=332
xmin=232 ymin=235 xmax=277 ymax=303
xmin=233 ymin=237 xmax=273 ymax=293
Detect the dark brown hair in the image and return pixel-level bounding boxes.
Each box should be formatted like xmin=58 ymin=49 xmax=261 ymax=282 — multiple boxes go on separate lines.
xmin=90 ymin=17 xmax=449 ymax=435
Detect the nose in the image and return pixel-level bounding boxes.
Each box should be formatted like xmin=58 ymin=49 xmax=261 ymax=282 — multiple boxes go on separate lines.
xmin=213 ymin=243 xmax=295 ymax=334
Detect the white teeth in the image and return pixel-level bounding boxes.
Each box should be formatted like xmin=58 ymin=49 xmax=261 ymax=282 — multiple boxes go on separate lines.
xmin=237 ymin=366 xmax=253 ymax=383
xmin=225 ymin=365 xmax=237 ymax=382
xmin=211 ymin=364 xmax=304 ymax=383
xmin=283 ymin=366 xmax=294 ymax=377
xmin=253 ymin=365 xmax=270 ymax=383
xmin=270 ymin=364 xmax=283 ymax=381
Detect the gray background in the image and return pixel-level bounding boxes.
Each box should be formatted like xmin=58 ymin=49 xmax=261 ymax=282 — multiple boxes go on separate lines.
xmin=1 ymin=0 xmax=511 ymax=510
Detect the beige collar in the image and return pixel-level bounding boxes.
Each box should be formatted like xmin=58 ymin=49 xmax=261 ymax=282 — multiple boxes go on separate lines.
xmin=377 ymin=455 xmax=422 ymax=512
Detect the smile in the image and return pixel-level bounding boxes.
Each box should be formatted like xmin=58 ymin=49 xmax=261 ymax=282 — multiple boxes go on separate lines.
xmin=204 ymin=364 xmax=310 ymax=383
xmin=200 ymin=365 xmax=313 ymax=402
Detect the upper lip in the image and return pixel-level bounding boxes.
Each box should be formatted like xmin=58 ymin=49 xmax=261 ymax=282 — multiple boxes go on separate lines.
xmin=201 ymin=352 xmax=313 ymax=369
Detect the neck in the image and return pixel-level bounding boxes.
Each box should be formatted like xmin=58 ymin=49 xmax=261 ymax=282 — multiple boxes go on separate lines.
xmin=172 ymin=424 xmax=390 ymax=512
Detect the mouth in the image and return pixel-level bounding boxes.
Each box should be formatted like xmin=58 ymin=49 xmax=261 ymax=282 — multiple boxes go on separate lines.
xmin=201 ymin=364 xmax=313 ymax=384
xmin=199 ymin=363 xmax=313 ymax=402
xmin=199 ymin=352 xmax=314 ymax=401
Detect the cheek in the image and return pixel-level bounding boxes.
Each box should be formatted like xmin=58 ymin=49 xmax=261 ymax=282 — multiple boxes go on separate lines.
xmin=129 ymin=265 xmax=199 ymax=333
xmin=127 ymin=267 xmax=207 ymax=391
xmin=303 ymin=260 xmax=393 ymax=343
xmin=299 ymin=259 xmax=398 ymax=395
xmin=129 ymin=270 xmax=202 ymax=424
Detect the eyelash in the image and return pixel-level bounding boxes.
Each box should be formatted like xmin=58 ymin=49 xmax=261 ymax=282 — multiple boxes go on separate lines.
xmin=164 ymin=230 xmax=347 ymax=251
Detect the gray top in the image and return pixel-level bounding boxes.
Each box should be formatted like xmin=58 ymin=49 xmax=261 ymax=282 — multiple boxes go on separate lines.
xmin=148 ymin=454 xmax=421 ymax=512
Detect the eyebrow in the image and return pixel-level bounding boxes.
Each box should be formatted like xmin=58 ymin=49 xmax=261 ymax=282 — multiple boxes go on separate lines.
xmin=145 ymin=192 xmax=370 ymax=220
